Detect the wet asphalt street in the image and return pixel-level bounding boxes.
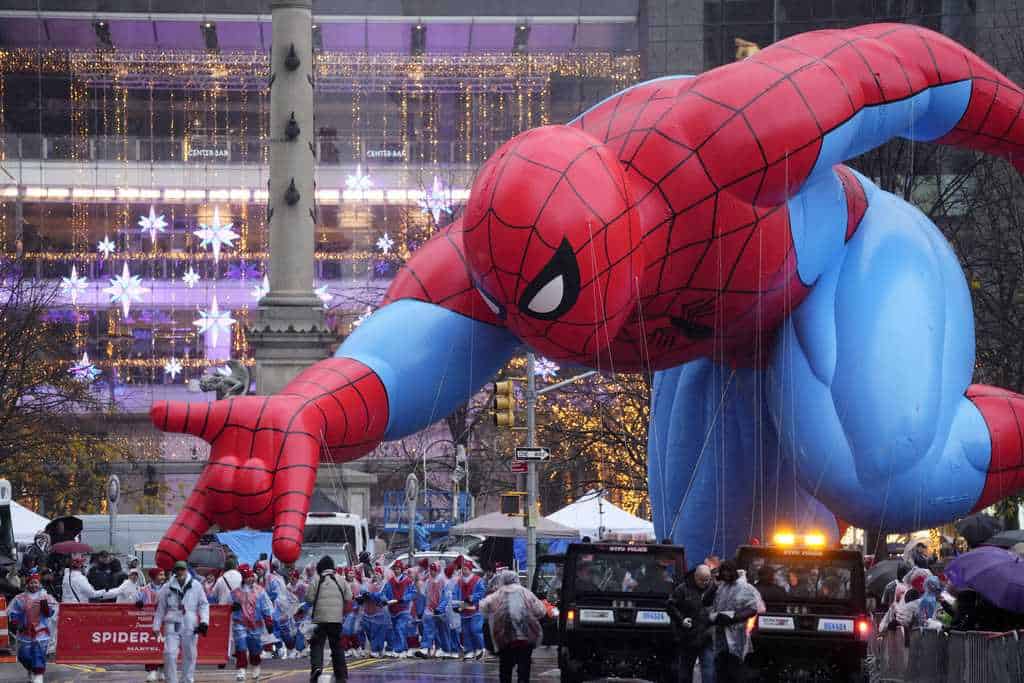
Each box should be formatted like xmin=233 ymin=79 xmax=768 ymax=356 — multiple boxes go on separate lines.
xmin=0 ymin=647 xmax=582 ymax=682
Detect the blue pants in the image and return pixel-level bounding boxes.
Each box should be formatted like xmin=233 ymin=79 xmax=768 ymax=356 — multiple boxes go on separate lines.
xmin=421 ymin=613 xmax=450 ymax=653
xmin=276 ymin=620 xmax=297 ymax=650
xmin=17 ymin=639 xmax=46 ymax=673
xmin=388 ymin=612 xmax=412 ymax=653
xmin=461 ymin=613 xmax=484 ymax=652
xmin=363 ymin=616 xmax=388 ymax=654
xmin=231 ymin=625 xmax=264 ymax=658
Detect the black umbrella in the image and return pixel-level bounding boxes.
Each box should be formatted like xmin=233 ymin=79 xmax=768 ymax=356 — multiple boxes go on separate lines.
xmin=44 ymin=516 xmax=82 ymax=544
xmin=866 ymin=559 xmax=904 ymax=599
xmin=956 ymin=513 xmax=1004 ymax=548
xmin=981 ymin=529 xmax=1024 ymax=549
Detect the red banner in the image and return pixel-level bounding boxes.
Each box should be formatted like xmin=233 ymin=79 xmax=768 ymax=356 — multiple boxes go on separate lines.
xmin=56 ymin=604 xmax=231 ymax=665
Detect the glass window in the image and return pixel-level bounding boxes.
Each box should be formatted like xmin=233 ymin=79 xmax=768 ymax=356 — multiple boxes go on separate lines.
xmin=742 ymin=553 xmax=856 ymax=601
xmin=571 ymin=550 xmax=683 ymax=596
xmin=303 ymin=524 xmax=357 ymax=546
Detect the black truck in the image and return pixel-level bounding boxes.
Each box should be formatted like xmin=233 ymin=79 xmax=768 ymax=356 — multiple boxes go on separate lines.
xmin=736 ymin=543 xmax=871 ymax=682
xmin=557 ymin=542 xmax=686 ymax=683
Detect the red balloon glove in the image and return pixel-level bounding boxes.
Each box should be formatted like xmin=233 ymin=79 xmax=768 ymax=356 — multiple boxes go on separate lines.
xmin=150 ymin=358 xmax=388 ymax=569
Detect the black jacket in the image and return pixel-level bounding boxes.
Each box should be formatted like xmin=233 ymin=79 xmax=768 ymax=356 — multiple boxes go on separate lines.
xmin=666 ymin=572 xmax=712 ymax=650
xmin=87 ymin=559 xmax=124 ymax=591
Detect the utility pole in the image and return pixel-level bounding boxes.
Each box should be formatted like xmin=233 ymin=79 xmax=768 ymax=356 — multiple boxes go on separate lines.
xmin=522 ymin=353 xmax=598 ymax=587
xmin=525 ymin=352 xmax=538 ymax=587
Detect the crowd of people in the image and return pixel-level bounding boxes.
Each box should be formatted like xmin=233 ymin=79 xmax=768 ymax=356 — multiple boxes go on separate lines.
xmin=876 ymin=541 xmax=1024 ymax=637
xmin=3 ymin=545 xmax=546 ymax=683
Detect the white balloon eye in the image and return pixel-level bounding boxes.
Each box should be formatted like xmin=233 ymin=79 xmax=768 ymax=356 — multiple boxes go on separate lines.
xmin=476 ymin=286 xmax=505 ymax=318
xmin=524 ymin=275 xmax=565 ymax=315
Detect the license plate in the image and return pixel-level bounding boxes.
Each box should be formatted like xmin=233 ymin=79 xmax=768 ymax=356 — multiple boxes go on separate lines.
xmin=758 ymin=616 xmax=795 ymax=631
xmin=579 ymin=609 xmax=614 ymax=623
xmin=635 ymin=610 xmax=670 ymax=625
xmin=817 ymin=618 xmax=854 ymax=633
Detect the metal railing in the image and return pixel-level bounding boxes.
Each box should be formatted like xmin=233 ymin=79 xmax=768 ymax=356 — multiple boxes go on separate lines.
xmin=871 ymin=627 xmax=1024 ymax=683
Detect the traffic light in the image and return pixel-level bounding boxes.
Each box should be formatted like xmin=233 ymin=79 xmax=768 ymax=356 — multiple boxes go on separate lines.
xmin=493 ymin=380 xmax=516 ymax=427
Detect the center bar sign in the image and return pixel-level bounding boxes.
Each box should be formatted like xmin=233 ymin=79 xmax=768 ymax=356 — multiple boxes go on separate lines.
xmin=56 ymin=604 xmax=231 ymax=665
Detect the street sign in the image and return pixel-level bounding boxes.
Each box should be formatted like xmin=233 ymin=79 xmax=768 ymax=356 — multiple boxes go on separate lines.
xmin=511 ymin=460 xmax=528 ymax=474
xmin=515 ymin=447 xmax=550 ymax=462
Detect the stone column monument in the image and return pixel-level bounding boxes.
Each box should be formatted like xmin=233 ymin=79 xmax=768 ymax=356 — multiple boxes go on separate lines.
xmin=251 ymin=0 xmax=334 ymax=394
xmin=251 ymin=1 xmax=376 ymax=519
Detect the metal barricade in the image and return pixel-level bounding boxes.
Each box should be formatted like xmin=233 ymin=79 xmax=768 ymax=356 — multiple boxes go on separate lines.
xmin=869 ymin=628 xmax=1024 ymax=683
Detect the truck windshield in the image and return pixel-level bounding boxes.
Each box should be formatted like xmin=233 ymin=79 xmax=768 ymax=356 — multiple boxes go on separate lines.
xmin=571 ymin=550 xmax=682 ymax=595
xmin=743 ymin=551 xmax=856 ymax=602
xmin=303 ymin=524 xmax=356 ymax=546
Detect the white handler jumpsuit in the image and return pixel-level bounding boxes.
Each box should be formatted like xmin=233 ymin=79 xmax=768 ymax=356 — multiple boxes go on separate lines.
xmin=153 ymin=576 xmax=210 ymax=683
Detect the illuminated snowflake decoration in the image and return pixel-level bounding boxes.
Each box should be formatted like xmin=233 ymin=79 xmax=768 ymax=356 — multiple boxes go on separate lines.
xmin=182 ymin=267 xmax=201 ymax=288
xmin=345 ymin=164 xmax=373 ymax=192
xmin=104 ymin=263 xmax=150 ymax=317
xmin=418 ymin=175 xmax=454 ymax=224
xmin=193 ymin=207 xmax=239 ymax=262
xmin=314 ymin=284 xmax=333 ymax=309
xmin=251 ymin=274 xmax=270 ymax=300
xmin=70 ymin=352 xmax=101 ymax=382
xmin=96 ymin=235 xmax=116 ymax=259
xmin=352 ymin=306 xmax=373 ymax=328
xmin=534 ymin=357 xmax=561 ymax=381
xmin=193 ymin=297 xmax=236 ymax=347
xmin=138 ymin=205 xmax=168 ymax=242
xmin=163 ymin=357 xmax=184 ymax=380
xmin=376 ymin=233 xmax=395 ymax=255
xmin=60 ymin=266 xmax=89 ymax=305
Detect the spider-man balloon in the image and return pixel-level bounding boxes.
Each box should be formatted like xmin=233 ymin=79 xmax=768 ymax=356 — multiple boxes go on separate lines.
xmin=152 ymin=24 xmax=1024 ymax=568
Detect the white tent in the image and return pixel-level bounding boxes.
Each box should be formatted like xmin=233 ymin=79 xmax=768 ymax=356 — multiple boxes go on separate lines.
xmin=10 ymin=501 xmax=49 ymax=544
xmin=546 ymin=491 xmax=655 ymax=541
xmin=450 ymin=511 xmax=579 ymax=539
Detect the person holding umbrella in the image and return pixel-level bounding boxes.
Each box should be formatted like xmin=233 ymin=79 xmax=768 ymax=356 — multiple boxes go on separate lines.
xmin=945 ymin=546 xmax=1024 ymax=631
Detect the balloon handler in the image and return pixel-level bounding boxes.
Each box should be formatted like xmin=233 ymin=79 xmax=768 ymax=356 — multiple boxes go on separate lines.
xmin=230 ymin=564 xmax=275 ymax=680
xmin=152 ymin=561 xmax=211 ymax=683
xmin=9 ymin=572 xmax=59 ymax=683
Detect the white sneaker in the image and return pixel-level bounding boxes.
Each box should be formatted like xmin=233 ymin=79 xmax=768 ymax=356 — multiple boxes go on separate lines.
xmin=250 ymin=665 xmax=261 ymax=680
xmin=235 ymin=669 xmax=246 ymax=681
xmin=370 ymin=651 xmax=380 ymax=658
xmin=32 ymin=676 xmax=43 ymax=683
xmin=147 ymin=671 xmax=159 ymax=682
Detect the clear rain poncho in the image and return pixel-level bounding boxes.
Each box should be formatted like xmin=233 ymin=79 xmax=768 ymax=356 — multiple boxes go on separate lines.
xmin=711 ymin=578 xmax=762 ymax=658
xmin=479 ymin=570 xmax=546 ymax=651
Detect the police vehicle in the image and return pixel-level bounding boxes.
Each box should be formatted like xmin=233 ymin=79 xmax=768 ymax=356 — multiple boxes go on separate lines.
xmin=557 ymin=542 xmax=685 ymax=683
xmin=736 ymin=531 xmax=871 ymax=682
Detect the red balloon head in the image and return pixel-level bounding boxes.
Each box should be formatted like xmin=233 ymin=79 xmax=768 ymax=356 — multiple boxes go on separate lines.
xmin=463 ymin=125 xmax=644 ymax=365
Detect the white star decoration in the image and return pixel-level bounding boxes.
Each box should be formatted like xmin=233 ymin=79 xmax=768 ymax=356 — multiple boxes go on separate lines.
xmin=138 ymin=205 xmax=168 ymax=242
xmin=193 ymin=297 xmax=236 ymax=347
xmin=345 ymin=164 xmax=373 ymax=192
xmin=353 ymin=306 xmax=373 ymax=328
xmin=252 ymin=275 xmax=270 ymax=300
xmin=418 ymin=175 xmax=454 ymax=224
xmin=376 ymin=233 xmax=395 ymax=255
xmin=96 ymin=235 xmax=116 ymax=259
xmin=193 ymin=207 xmax=239 ymax=262
xmin=60 ymin=266 xmax=89 ymax=304
xmin=70 ymin=352 xmax=101 ymax=382
xmin=182 ymin=267 xmax=201 ymax=288
xmin=163 ymin=357 xmax=183 ymax=380
xmin=103 ymin=263 xmax=150 ymax=317
xmin=534 ymin=357 xmax=561 ymax=381
xmin=314 ymin=285 xmax=333 ymax=308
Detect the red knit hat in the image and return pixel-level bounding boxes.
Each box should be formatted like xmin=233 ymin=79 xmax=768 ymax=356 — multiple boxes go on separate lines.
xmin=148 ymin=568 xmax=163 ymax=581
